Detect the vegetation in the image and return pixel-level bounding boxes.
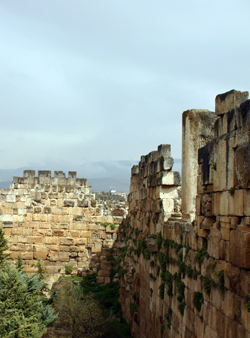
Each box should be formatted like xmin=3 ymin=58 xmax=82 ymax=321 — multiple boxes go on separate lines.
xmin=229 ymin=187 xmax=236 ymax=195
xmin=159 ymin=283 xmax=165 ymax=299
xmin=65 ymin=265 xmax=73 ymax=275
xmin=196 ymin=247 xmax=209 ymax=263
xmin=203 ymin=277 xmax=211 ymax=295
xmin=81 ymin=274 xmax=132 ymax=338
xmin=58 ymin=283 xmax=106 ymax=338
xmin=132 ymin=291 xmax=139 ymax=301
xmin=218 ymin=270 xmax=225 ymax=292
xmin=0 ymin=263 xmax=57 ymax=338
xmin=0 ymin=227 xmax=9 ymax=268
xmin=0 ymin=228 xmax=56 ymax=338
xmin=164 ymin=308 xmax=172 ymax=329
xmin=247 ymin=300 xmax=250 ymax=313
xmin=129 ymin=303 xmax=138 ymax=316
xmin=156 ymin=231 xmax=163 ymax=251
xmin=193 ymin=292 xmax=204 ymax=312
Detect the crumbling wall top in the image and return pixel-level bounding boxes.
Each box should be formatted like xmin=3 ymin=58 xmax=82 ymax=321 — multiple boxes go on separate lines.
xmin=215 ymin=89 xmax=249 ymax=116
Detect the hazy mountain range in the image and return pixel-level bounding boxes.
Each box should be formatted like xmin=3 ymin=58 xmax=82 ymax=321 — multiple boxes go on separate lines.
xmin=0 ymin=159 xmax=181 ymax=193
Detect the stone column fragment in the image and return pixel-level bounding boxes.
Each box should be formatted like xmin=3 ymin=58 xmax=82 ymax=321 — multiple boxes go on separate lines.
xmin=182 ymin=109 xmax=217 ymax=219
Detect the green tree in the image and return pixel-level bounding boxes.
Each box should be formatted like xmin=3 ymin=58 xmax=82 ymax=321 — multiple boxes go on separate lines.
xmin=0 ymin=263 xmax=57 ymax=338
xmin=0 ymin=226 xmax=9 ymax=268
xmin=15 ymin=256 xmax=24 ymax=272
xmin=0 ymin=229 xmax=56 ymax=337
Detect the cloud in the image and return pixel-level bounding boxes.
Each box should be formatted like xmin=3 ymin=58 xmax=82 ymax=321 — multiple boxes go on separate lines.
xmin=0 ymin=0 xmax=249 ymax=171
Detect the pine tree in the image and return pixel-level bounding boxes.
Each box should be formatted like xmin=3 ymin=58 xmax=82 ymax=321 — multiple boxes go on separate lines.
xmin=16 ymin=256 xmax=24 ymax=271
xmin=0 ymin=264 xmax=57 ymax=338
xmin=0 ymin=226 xmax=9 ymax=268
xmin=0 ymin=228 xmax=57 ymax=337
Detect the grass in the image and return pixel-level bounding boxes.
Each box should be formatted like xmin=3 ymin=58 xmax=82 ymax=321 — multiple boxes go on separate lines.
xmin=59 ymin=275 xmax=83 ymax=282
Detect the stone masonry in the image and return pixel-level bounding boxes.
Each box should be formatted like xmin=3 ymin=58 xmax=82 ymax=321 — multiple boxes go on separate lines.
xmin=116 ymin=90 xmax=250 ymax=338
xmin=0 ymin=170 xmax=122 ymax=285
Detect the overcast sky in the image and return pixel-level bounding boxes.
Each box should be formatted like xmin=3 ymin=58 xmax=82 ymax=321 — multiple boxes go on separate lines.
xmin=0 ymin=0 xmax=250 ymax=176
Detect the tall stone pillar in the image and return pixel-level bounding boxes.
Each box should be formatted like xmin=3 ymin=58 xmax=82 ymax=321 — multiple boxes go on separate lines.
xmin=182 ymin=109 xmax=217 ymax=220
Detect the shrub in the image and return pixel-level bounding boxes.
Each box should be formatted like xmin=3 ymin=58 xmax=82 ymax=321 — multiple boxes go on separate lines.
xmin=149 ymin=273 xmax=156 ymax=281
xmin=218 ymin=270 xmax=225 ymax=291
xmin=65 ymin=265 xmax=73 ymax=275
xmin=186 ymin=266 xmax=193 ymax=278
xmin=134 ymin=228 xmax=140 ymax=237
xmin=193 ymin=292 xmax=204 ymax=311
xmin=203 ymin=277 xmax=211 ymax=295
xmin=156 ymin=231 xmax=163 ymax=251
xmin=159 ymin=283 xmax=165 ymax=299
xmin=150 ymin=288 xmax=153 ymax=297
xmin=196 ymin=247 xmax=209 ymax=263
xmin=106 ymin=255 xmax=115 ymax=261
xmin=158 ymin=252 xmax=166 ymax=272
xmin=229 ymin=187 xmax=236 ymax=195
xmin=138 ymin=238 xmax=147 ymax=254
xmin=178 ymin=302 xmax=185 ymax=316
xmin=143 ymin=250 xmax=151 ymax=260
xmin=129 ymin=303 xmax=138 ymax=316
xmin=247 ymin=300 xmax=250 ymax=313
xmin=110 ymin=224 xmax=116 ymax=230
xmin=132 ymin=291 xmax=139 ymax=301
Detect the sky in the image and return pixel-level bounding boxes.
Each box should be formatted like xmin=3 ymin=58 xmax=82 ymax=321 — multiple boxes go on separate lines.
xmin=0 ymin=0 xmax=250 ymax=180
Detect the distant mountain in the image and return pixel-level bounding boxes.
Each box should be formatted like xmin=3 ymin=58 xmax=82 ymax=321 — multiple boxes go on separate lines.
xmin=0 ymin=181 xmax=12 ymax=189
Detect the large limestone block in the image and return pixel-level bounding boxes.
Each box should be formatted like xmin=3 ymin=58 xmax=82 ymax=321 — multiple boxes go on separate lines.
xmin=21 ymin=252 xmax=33 ymax=260
xmin=45 ymin=236 xmax=59 ymax=245
xmin=228 ymin=189 xmax=244 ymax=216
xmin=60 ymin=238 xmax=74 ymax=245
xmin=80 ymin=231 xmax=92 ymax=238
xmin=235 ymin=144 xmax=250 ymax=189
xmin=162 ymin=199 xmax=175 ymax=213
xmin=208 ymin=225 xmax=222 ymax=259
xmin=229 ymin=226 xmax=250 ymax=268
xmin=48 ymin=214 xmax=63 ymax=223
xmin=215 ymin=90 xmax=249 ymax=116
xmin=160 ymin=171 xmax=181 ymax=186
xmin=11 ymin=227 xmax=23 ymax=235
xmin=33 ymin=246 xmax=48 ymax=260
xmin=27 ymin=236 xmax=44 ymax=244
xmin=58 ymin=252 xmax=70 ymax=262
xmin=244 ymin=190 xmax=250 ymax=216
xmin=6 ymin=194 xmax=16 ymax=203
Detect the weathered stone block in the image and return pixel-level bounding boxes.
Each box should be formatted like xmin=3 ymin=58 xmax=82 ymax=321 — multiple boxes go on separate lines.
xmin=60 ymin=238 xmax=74 ymax=246
xmin=221 ymin=227 xmax=230 ymax=241
xmin=229 ymin=226 xmax=250 ymax=268
xmin=208 ymin=225 xmax=222 ymax=259
xmin=80 ymin=231 xmax=92 ymax=238
xmin=64 ymin=200 xmax=75 ymax=207
xmin=27 ymin=236 xmax=44 ymax=244
xmin=33 ymin=246 xmax=48 ymax=260
xmin=215 ymin=90 xmax=249 ymax=116
xmin=161 ymin=171 xmax=181 ymax=186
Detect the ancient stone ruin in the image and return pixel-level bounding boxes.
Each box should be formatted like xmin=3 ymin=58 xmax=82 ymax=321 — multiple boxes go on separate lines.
xmin=0 ymin=170 xmax=123 ymax=285
xmin=1 ymin=89 xmax=250 ymax=337
xmin=116 ymin=89 xmax=250 ymax=338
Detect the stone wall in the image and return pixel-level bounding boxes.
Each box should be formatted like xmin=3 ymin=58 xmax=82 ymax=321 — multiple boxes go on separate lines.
xmin=0 ymin=170 xmax=122 ymax=285
xmin=116 ymin=90 xmax=250 ymax=338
